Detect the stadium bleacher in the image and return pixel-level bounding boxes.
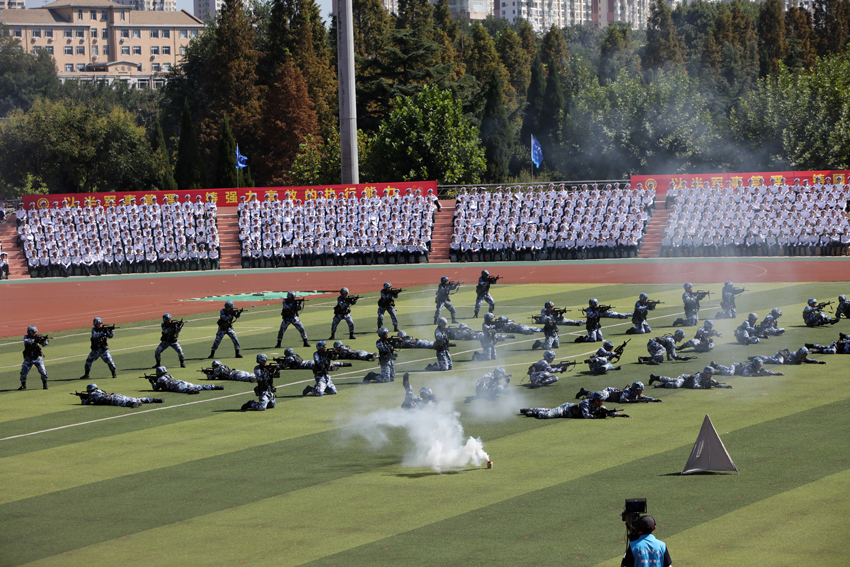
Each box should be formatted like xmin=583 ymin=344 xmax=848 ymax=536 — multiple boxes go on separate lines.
xmin=14 ymin=195 xmax=219 ymax=277
xmin=450 ymin=182 xmax=655 ymax=262
xmin=236 ymin=189 xmax=436 ymax=267
xmin=661 ymin=178 xmax=850 ymax=257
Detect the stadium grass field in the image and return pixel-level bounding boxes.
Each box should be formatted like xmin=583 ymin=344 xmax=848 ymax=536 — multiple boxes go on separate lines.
xmin=2 ymin=280 xmax=849 ymax=566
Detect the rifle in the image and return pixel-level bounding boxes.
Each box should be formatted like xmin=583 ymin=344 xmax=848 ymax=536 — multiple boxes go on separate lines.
xmin=645 ymin=300 xmax=664 ymax=308
xmin=34 ymin=334 xmax=51 ymax=344
xmin=552 ymin=360 xmax=577 ymax=372
xmin=139 ymin=373 xmax=157 ymax=383
xmin=695 ymin=290 xmax=711 ymax=300
xmin=611 ymin=338 xmax=631 ymax=361
xmin=346 ymin=295 xmax=360 ymax=305
xmin=102 ymin=324 xmax=120 ymax=331
xmin=386 ymin=336 xmax=406 ymax=348
xmin=598 ymin=407 xmax=630 ymax=418
xmin=235 ymin=307 xmax=246 ymax=316
xmin=198 ymin=367 xmax=215 ymax=375
xmin=583 ymin=304 xmax=613 ymax=315
xmin=448 ymin=281 xmax=462 ymax=293
xmin=389 ymin=287 xmax=405 ymax=296
xmin=293 ymin=297 xmax=308 ymax=304
xmin=488 ymin=275 xmax=502 ymax=283
xmin=71 ymin=391 xmax=90 ymax=400
xmin=552 ymin=307 xmax=571 ymax=316
xmin=816 ymin=301 xmax=833 ymax=310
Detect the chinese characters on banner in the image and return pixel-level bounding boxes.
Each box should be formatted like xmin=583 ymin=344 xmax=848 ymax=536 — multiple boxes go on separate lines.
xmin=21 ymin=181 xmax=439 ymax=209
xmin=631 ymin=170 xmax=850 ymax=195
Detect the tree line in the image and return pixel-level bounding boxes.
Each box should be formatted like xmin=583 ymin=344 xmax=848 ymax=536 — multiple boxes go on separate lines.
xmin=3 ymin=0 xmax=850 ymax=196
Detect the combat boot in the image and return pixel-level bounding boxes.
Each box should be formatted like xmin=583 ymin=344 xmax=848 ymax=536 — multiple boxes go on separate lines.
xmin=42 ymin=380 xmax=48 ymax=390
xmin=377 ymin=318 xmax=383 ymax=329
xmin=130 ymin=401 xmax=142 ymax=408
xmin=329 ymin=333 xmax=335 ymax=340
xmin=275 ymin=341 xmax=281 ymax=349
xmin=302 ymin=385 xmax=313 ymax=396
xmin=79 ymin=373 xmax=90 ymax=380
xmin=349 ymin=333 xmax=356 ymax=340
xmin=212 ymin=385 xmax=224 ymax=390
xmin=235 ymin=349 xmax=243 ymax=358
xmin=303 ymin=339 xmax=310 ymax=348
xmin=393 ymin=326 xmax=399 ymax=332
xmin=575 ymin=387 xmax=588 ymax=400
xmin=153 ymin=398 xmax=164 ymax=403
xmin=648 ymin=374 xmax=660 ymax=385
xmin=111 ymin=371 xmax=117 ymax=379
xmin=180 ymin=361 xmax=186 ymax=368
xmin=241 ymin=401 xmax=253 ymax=411
xmin=17 ymin=383 xmax=26 ymax=390
xmin=531 ymin=340 xmax=542 ymax=350
xmin=208 ymin=350 xmax=216 ymax=359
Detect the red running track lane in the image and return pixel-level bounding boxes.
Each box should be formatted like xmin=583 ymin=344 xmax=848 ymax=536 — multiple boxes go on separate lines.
xmin=3 ymin=259 xmax=849 ymax=337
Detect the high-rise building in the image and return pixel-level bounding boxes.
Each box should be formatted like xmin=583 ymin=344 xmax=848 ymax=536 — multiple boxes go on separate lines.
xmin=498 ymin=0 xmax=650 ymax=32
xmin=112 ymin=0 xmax=178 ymax=12
xmin=0 ymin=0 xmax=204 ymax=88
xmin=193 ymin=0 xmax=222 ymax=22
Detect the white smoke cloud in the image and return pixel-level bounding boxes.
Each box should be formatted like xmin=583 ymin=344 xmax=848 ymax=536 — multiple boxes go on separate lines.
xmin=341 ymin=402 xmax=490 ymax=473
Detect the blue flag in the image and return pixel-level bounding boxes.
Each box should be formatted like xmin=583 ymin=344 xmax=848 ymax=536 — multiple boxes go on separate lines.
xmin=235 ymin=144 xmax=248 ymax=169
xmin=531 ymin=135 xmax=542 ymax=168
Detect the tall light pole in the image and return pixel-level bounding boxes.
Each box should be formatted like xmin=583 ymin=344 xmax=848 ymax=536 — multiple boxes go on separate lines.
xmin=336 ymin=0 xmax=359 ymax=184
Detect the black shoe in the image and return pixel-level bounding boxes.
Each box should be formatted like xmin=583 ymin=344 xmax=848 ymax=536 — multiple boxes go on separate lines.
xmin=208 ymin=351 xmax=216 ymax=359
xmin=648 ymin=374 xmax=660 ymax=385
xmin=80 ymin=374 xmax=90 ymax=380
xmin=275 ymin=342 xmax=281 ymax=349
xmin=235 ymin=351 xmax=243 ymax=358
xmin=805 ymin=343 xmax=815 ymax=349
xmin=111 ymin=372 xmax=117 ymax=379
xmin=42 ymin=381 xmax=48 ymax=390
xmin=130 ymin=401 xmax=142 ymax=408
xmin=637 ymin=358 xmax=644 ymax=364
xmin=18 ymin=383 xmax=26 ymax=390
xmin=531 ymin=341 xmax=541 ymax=350
xmin=575 ymin=387 xmax=588 ymax=399
xmin=303 ymin=340 xmax=310 ymax=348
xmin=212 ymin=385 xmax=224 ymax=390
xmin=709 ymin=361 xmax=718 ymax=368
xmin=188 ymin=390 xmax=200 ymax=395
xmin=350 ymin=333 xmax=356 ymax=340
xmin=329 ymin=334 xmax=335 ymax=340
xmin=519 ymin=408 xmax=530 ymax=415
xmin=840 ymin=333 xmax=848 ymax=340
xmin=393 ymin=326 xmax=399 ymax=332
xmin=153 ymin=398 xmax=164 ymax=403
xmin=302 ymin=385 xmax=313 ymax=396
xmin=180 ymin=362 xmax=186 ymax=368
xmin=452 ymin=319 xmax=458 ymax=324
xmin=241 ymin=401 xmax=252 ymax=411
xmin=574 ymin=336 xmax=585 ymax=343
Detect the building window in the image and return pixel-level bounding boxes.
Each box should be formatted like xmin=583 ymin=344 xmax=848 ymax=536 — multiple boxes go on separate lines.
xmin=150 ymin=30 xmax=159 ymax=38
xmin=121 ymin=46 xmax=130 ymax=55
xmin=179 ymin=29 xmax=187 ymax=38
xmin=152 ymin=63 xmax=161 ymax=72
xmin=132 ymin=46 xmax=141 ymax=55
xmin=150 ymin=46 xmax=159 ymax=55
xmin=162 ymin=62 xmax=171 ymax=71
xmin=77 ymin=63 xmax=86 ymax=72
xmin=102 ymin=43 xmax=108 ymax=53
xmin=162 ymin=46 xmax=170 ymax=55
xmin=121 ymin=29 xmax=129 ymax=38
xmin=90 ymin=10 xmax=97 ymax=20
xmin=137 ymin=79 xmax=150 ymax=88
xmin=101 ymin=10 xmax=107 ymax=21
xmin=76 ymin=29 xmax=85 ymax=38
xmin=64 ymin=46 xmax=73 ymax=55
xmin=93 ymin=46 xmax=100 ymax=56
xmin=46 ymin=46 xmax=54 ymax=54
xmin=64 ymin=29 xmax=72 ymax=38
xmin=191 ymin=30 xmax=199 ymax=37
xmin=65 ymin=64 xmax=74 ymax=72
xmin=132 ymin=29 xmax=141 ymax=38
xmin=162 ymin=29 xmax=170 ymax=38
xmin=121 ymin=10 xmax=126 ymax=21
xmin=32 ymin=29 xmax=42 ymax=38
xmin=179 ymin=46 xmax=187 ymax=56
xmin=153 ymin=79 xmax=165 ymax=88
xmin=76 ymin=46 xmax=86 ymax=55
xmin=12 ymin=29 xmax=22 ymax=37
xmin=102 ymin=28 xmax=108 ymax=39
xmin=45 ymin=29 xmax=54 ymax=38
xmin=91 ymin=28 xmax=97 ymax=38
xmin=78 ymin=9 xmax=83 ymax=20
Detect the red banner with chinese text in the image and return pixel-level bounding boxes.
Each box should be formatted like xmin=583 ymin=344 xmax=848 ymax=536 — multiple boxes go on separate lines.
xmin=21 ymin=181 xmax=439 ymax=209
xmin=630 ymin=171 xmax=850 ymax=195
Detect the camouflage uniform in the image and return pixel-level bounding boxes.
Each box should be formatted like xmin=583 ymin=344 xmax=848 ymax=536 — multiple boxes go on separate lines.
xmin=524 ymin=399 xmax=607 ymax=419
xmin=20 ymin=333 xmax=49 ymax=389
xmin=331 ymin=295 xmax=356 ymax=337
xmin=277 ymin=296 xmax=308 ymax=345
xmin=433 ymin=281 xmax=459 ymax=324
xmin=211 ymin=308 xmax=241 ymax=354
xmin=82 ymin=389 xmax=158 ymax=408
xmin=202 ymin=363 xmax=257 ymax=382
xmin=151 ymin=374 xmax=220 ymax=393
xmin=652 ymin=372 xmax=731 ymax=389
xmin=306 ymin=349 xmax=342 ymax=395
xmin=155 ymin=319 xmax=185 ymax=366
xmin=434 ymin=326 xmax=453 ymax=370
xmin=84 ymin=326 xmax=117 ymax=377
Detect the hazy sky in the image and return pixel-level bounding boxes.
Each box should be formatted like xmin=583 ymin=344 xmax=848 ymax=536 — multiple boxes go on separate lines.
xmin=174 ymin=0 xmax=335 ymax=22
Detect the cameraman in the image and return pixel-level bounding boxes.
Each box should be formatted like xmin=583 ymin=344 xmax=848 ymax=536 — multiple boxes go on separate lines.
xmin=622 ymin=515 xmax=671 ymax=567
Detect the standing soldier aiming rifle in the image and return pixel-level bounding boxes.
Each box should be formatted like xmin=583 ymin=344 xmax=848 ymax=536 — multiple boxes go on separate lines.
xmin=19 ymin=325 xmax=49 ymax=390
xmin=377 ymin=282 xmax=402 ymax=332
xmin=81 ymin=317 xmax=117 ymax=380
xmin=473 ymin=270 xmax=499 ymax=318
xmin=154 ymin=313 xmax=185 ymax=368
xmin=209 ymin=301 xmax=243 ymax=359
xmin=434 ymin=276 xmax=460 ymax=324
xmin=329 ymin=287 xmax=358 ymax=340
xmin=276 ymin=291 xmax=310 ymax=348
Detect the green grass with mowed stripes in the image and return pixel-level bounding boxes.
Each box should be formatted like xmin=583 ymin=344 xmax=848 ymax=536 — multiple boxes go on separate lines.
xmin=1 ymin=282 xmax=849 ymax=566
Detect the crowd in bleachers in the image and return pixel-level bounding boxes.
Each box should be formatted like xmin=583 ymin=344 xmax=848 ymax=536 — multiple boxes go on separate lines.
xmin=237 ymin=189 xmax=437 ymax=267
xmin=450 ymin=182 xmax=655 ymax=261
xmin=661 ymin=178 xmax=850 ymax=257
xmin=14 ymin=195 xmax=220 ymax=278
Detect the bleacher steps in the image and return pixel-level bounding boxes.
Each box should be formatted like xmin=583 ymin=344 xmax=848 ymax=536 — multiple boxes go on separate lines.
xmin=637 ymin=199 xmax=671 ymax=258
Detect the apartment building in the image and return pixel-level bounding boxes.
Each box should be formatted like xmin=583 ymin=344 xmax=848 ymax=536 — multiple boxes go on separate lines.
xmin=498 ymin=0 xmax=650 ymax=31
xmin=0 ymin=0 xmax=203 ymax=87
xmin=113 ymin=0 xmax=179 ymax=12
xmin=1 ymin=0 xmax=26 ymax=9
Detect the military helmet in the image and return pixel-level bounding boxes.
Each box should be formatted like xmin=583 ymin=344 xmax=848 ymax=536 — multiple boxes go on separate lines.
xmin=341 ymin=287 xmax=349 ymax=295
xmin=752 ymin=357 xmax=763 ymax=367
xmin=333 ymin=340 xmax=344 ymax=349
xmin=704 ymin=320 xmax=714 ymax=329
xmin=684 ymin=282 xmax=693 ymax=290
xmin=383 ymin=282 xmax=392 ymax=289
xmin=441 ymin=276 xmax=449 ymax=283
xmin=93 ymin=317 xmax=103 ymax=326
xmin=224 ymin=300 xmax=235 ymax=309
xmin=378 ymin=327 xmax=389 ymax=337
xmin=155 ymin=366 xmax=167 ymax=376
xmin=437 ymin=317 xmax=448 ymax=326
xmin=162 ymin=313 xmax=172 ymax=322
xmin=397 ymin=331 xmax=407 ymax=338
xmin=481 ymin=269 xmax=489 ymax=277
xmin=724 ymin=281 xmax=733 ymax=288
xmin=674 ymin=329 xmax=685 ymax=340
xmin=808 ymin=298 xmax=817 ymax=306
xmin=544 ymin=301 xmax=554 ymax=309
xmin=632 ymin=381 xmax=644 ymax=390
xmin=316 ymin=340 xmax=327 ymax=350
xmin=840 ymin=295 xmax=847 ymax=303
xmin=287 ymin=291 xmax=296 ymax=299
xmin=458 ymin=323 xmax=469 ymax=329
xmin=256 ymin=353 xmax=268 ymax=364
xmin=86 ymin=383 xmax=98 ymax=393
xmin=797 ymin=346 xmax=809 ymax=357
xmin=419 ymin=387 xmax=433 ymax=398
xmin=770 ymin=308 xmax=782 ymax=318
xmin=748 ymin=312 xmax=758 ymax=321
xmin=703 ymin=366 xmax=715 ymax=375
xmin=283 ymin=348 xmax=295 ymax=356
xmin=494 ymin=366 xmax=507 ymax=376
xmin=27 ymin=325 xmax=38 ymax=335
xmin=212 ymin=360 xmax=222 ymax=368
xmin=543 ymin=350 xmax=556 ymax=360
xmin=639 ymin=293 xmax=648 ymax=301
xmin=484 ymin=313 xmax=495 ymax=322
xmin=603 ymin=340 xmax=614 ymax=349
xmin=590 ymin=391 xmax=607 ymax=401
xmin=496 ymin=316 xmax=508 ymax=323
xmin=589 ymin=298 xmax=599 ymax=307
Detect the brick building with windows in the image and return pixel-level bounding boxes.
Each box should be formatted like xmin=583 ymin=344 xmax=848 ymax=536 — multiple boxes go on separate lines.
xmin=0 ymin=0 xmax=203 ymax=88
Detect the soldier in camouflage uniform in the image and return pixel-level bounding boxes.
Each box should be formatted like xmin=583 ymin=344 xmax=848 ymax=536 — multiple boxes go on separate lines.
xmin=332 ymin=340 xmax=376 ymax=361
xmin=209 ymin=301 xmax=242 ymax=359
xmin=470 ymin=313 xmax=498 ymax=360
xmin=759 ymin=345 xmax=827 ymax=364
xmin=475 ymin=366 xmax=511 ymax=399
xmin=276 ymin=347 xmax=314 ymax=370
xmin=241 ymin=354 xmax=277 ymax=411
xmin=533 ymin=302 xmax=584 ymax=327
xmin=401 ymin=372 xmax=437 ymax=409
xmin=734 ymin=313 xmax=765 ymax=345
xmin=473 ymin=270 xmax=498 ymax=318
xmin=672 ymin=283 xmax=708 ymax=327
xmin=201 ymin=359 xmax=257 ymax=382
xmin=363 ymin=328 xmax=397 ymax=383
xmin=520 ymin=391 xmax=630 ymax=419
xmin=527 ymin=350 xmax=567 ymax=387
xmin=148 ymin=366 xmax=224 ymax=394
xmin=576 ymin=381 xmax=661 ymax=403
xmin=531 ymin=314 xmax=559 ymax=350
xmin=708 ymin=358 xmax=783 ymax=377
xmin=434 ymin=276 xmax=459 ymax=324
xmin=757 ymin=308 xmax=785 ymax=336
xmin=377 ymin=282 xmax=400 ymax=332
xmin=495 ymin=315 xmax=542 ymax=335
xmin=637 ymin=330 xmax=689 ymax=365
xmin=628 ymin=293 xmax=655 ymax=334
xmin=649 ymin=366 xmax=732 ymax=389
xmin=586 ymin=341 xmax=622 ymax=374
xmin=715 ymin=281 xmax=746 ymax=319
xmin=19 ymin=325 xmax=49 ymax=390
xmin=79 ymin=383 xmax=162 ymax=408
xmin=430 ymin=317 xmax=454 ymax=371
xmin=680 ymin=320 xmax=720 ymax=353
xmin=803 ymin=298 xmax=837 ymax=327
xmin=330 ymin=288 xmax=357 ymax=340
xmin=154 ymin=313 xmax=185 ymax=368
xmin=276 ymin=291 xmax=310 ymax=348
xmin=303 ymin=341 xmax=348 ymax=395
xmin=81 ymin=317 xmax=117 ymax=380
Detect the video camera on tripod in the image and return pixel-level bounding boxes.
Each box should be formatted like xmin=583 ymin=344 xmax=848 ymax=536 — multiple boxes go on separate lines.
xmin=621 ymin=498 xmax=647 ymax=541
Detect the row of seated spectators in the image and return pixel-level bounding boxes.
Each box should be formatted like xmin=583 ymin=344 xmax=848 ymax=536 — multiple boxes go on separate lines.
xmin=662 ymin=178 xmax=850 ymax=257
xmin=14 ymin=195 xmax=220 ymax=277
xmin=237 ymin=189 xmax=438 ymax=267
xmin=0 ymin=234 xmax=8 ymax=279
xmin=450 ymin=182 xmax=655 ymax=261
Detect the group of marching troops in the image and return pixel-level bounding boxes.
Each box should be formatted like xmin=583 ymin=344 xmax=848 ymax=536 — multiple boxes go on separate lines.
xmin=17 ymin=273 xmax=850 ymax=418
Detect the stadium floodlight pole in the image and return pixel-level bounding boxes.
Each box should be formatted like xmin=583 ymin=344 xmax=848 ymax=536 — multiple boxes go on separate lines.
xmin=336 ymin=0 xmax=359 ymax=184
